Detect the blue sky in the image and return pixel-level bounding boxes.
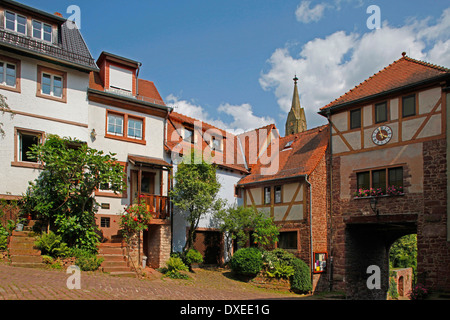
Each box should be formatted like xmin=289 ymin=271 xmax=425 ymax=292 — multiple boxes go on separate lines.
xmin=25 ymin=0 xmax=450 ymax=135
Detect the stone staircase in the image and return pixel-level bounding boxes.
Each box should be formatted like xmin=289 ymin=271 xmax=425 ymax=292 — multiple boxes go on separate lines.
xmin=98 ymin=242 xmax=136 ymax=277
xmin=8 ymin=231 xmax=44 ymax=268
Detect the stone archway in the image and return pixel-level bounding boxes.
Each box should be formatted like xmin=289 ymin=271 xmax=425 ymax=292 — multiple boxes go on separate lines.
xmin=343 ymin=215 xmax=417 ymax=300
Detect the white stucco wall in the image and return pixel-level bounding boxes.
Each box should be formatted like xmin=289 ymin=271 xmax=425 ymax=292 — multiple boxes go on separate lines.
xmin=171 ymin=163 xmax=244 ymax=257
xmin=0 ymin=51 xmax=90 ymax=197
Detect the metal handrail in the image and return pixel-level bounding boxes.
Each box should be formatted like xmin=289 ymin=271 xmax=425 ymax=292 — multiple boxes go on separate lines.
xmin=0 ymin=30 xmax=95 ymax=66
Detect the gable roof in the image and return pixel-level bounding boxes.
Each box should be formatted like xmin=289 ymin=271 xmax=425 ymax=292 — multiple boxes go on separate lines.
xmin=237 ymin=125 xmax=329 ymax=186
xmin=166 ymin=111 xmax=249 ymax=173
xmin=0 ymin=0 xmax=97 ymax=71
xmin=320 ymin=54 xmax=450 ymax=113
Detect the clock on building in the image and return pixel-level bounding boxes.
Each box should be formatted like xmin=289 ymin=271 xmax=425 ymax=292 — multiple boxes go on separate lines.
xmin=372 ymin=126 xmax=392 ymax=145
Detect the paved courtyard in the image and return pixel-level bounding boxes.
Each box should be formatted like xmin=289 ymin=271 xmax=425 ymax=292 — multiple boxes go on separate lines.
xmin=0 ymin=263 xmax=307 ymax=300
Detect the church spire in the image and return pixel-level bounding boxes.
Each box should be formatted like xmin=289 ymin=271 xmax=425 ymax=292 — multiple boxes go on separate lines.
xmin=285 ymin=75 xmax=307 ymax=136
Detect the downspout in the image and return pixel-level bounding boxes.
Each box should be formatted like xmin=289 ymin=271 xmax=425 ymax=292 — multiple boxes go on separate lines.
xmin=136 ymin=62 xmax=142 ymax=97
xmin=327 ymin=110 xmax=334 ymax=291
xmin=305 ymin=174 xmax=313 ymax=286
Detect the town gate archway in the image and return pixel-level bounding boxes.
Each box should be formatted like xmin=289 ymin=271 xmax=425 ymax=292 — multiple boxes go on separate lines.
xmin=343 ymin=214 xmax=417 ymax=300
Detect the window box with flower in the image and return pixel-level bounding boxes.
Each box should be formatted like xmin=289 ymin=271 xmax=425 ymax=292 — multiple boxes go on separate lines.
xmin=353 ymin=185 xmax=404 ymax=199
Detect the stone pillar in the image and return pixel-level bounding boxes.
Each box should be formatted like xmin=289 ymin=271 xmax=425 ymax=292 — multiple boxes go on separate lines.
xmin=146 ymin=224 xmax=171 ymax=269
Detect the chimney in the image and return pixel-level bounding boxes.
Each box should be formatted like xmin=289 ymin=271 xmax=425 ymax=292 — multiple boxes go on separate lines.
xmin=54 ymin=12 xmax=63 ymax=17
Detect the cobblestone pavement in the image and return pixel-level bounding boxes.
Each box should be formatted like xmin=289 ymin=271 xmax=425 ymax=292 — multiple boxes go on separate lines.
xmin=0 ymin=263 xmax=306 ymax=300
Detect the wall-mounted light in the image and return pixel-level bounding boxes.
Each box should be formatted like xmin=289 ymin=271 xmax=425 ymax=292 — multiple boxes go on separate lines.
xmin=90 ymin=128 xmax=97 ymax=140
xmin=370 ymin=197 xmax=379 ymax=215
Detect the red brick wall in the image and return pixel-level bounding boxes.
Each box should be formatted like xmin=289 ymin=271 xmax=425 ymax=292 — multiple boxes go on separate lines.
xmin=418 ymin=138 xmax=450 ymax=291
xmin=309 ymin=153 xmax=330 ymax=291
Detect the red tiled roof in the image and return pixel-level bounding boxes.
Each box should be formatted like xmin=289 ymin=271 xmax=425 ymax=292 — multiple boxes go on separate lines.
xmin=238 ymin=125 xmax=329 ymax=185
xmin=237 ymin=124 xmax=278 ymax=171
xmin=321 ymin=55 xmax=450 ymax=111
xmin=166 ymin=112 xmax=249 ymax=173
xmin=88 ymin=72 xmax=165 ymax=106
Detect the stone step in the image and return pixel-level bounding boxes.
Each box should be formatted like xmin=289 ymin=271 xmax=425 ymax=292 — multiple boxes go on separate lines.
xmin=9 ymin=236 xmax=37 ymax=244
xmin=10 ymin=255 xmax=43 ymax=263
xmin=98 ymin=254 xmax=127 ymax=262
xmin=9 ymin=241 xmax=38 ymax=249
xmin=101 ymin=260 xmax=129 ymax=268
xmin=8 ymin=248 xmax=42 ymax=256
xmin=98 ymin=247 xmax=126 ymax=255
xmin=102 ymin=265 xmax=134 ymax=273
xmin=10 ymin=262 xmax=45 ymax=269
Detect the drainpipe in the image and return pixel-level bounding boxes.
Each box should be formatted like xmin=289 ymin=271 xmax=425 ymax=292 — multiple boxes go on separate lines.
xmin=305 ymin=174 xmax=313 ymax=285
xmin=327 ymin=110 xmax=334 ymax=291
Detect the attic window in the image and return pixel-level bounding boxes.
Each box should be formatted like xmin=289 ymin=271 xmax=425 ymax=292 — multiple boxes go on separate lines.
xmin=283 ymin=140 xmax=294 ymax=149
xmin=5 ymin=11 xmax=26 ymax=35
xmin=109 ymin=65 xmax=133 ymax=92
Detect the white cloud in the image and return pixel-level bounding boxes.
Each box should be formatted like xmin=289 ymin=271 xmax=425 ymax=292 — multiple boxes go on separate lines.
xmin=260 ymin=8 xmax=450 ymax=131
xmin=295 ymin=1 xmax=327 ymax=23
xmin=217 ymin=103 xmax=275 ymax=135
xmin=165 ymin=94 xmax=275 ymax=134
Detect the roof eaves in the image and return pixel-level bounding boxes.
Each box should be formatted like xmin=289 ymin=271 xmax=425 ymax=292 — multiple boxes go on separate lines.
xmin=87 ymin=88 xmax=172 ymax=112
xmin=319 ymin=73 xmax=450 ymax=116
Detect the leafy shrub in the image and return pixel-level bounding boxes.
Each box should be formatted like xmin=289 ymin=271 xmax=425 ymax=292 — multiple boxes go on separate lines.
xmin=290 ymin=258 xmax=312 ymax=293
xmin=388 ymin=276 xmax=399 ymax=299
xmin=35 ymin=231 xmax=70 ymax=258
xmin=0 ymin=225 xmax=8 ymax=251
xmin=184 ymin=249 xmax=203 ymax=267
xmin=262 ymin=249 xmax=296 ymax=279
xmin=69 ymin=248 xmax=103 ymax=271
xmin=230 ymin=248 xmax=263 ymax=277
xmin=162 ymin=256 xmax=190 ymax=279
xmin=409 ymin=284 xmax=429 ymax=300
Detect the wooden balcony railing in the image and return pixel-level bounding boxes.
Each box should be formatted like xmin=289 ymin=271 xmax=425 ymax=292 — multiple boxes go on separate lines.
xmin=141 ymin=195 xmax=171 ymax=220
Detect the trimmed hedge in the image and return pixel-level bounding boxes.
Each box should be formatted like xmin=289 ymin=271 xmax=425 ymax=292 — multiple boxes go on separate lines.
xmin=230 ymin=248 xmax=263 ymax=276
xmin=290 ymin=257 xmax=312 ymax=293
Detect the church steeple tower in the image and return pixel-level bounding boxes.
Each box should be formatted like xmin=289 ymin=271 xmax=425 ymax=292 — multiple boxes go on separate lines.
xmin=285 ymin=75 xmax=307 ymax=136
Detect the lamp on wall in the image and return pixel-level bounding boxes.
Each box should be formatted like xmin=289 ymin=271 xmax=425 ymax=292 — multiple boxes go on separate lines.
xmin=370 ymin=197 xmax=379 ymax=215
xmin=90 ymin=128 xmax=97 ymax=140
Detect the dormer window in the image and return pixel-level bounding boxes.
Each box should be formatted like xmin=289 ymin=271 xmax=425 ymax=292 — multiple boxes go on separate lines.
xmin=211 ymin=136 xmax=223 ymax=152
xmin=184 ymin=128 xmax=194 ymax=144
xmin=109 ymin=65 xmax=133 ymax=93
xmin=5 ymin=11 xmax=26 ymax=35
xmin=32 ymin=20 xmax=52 ymax=42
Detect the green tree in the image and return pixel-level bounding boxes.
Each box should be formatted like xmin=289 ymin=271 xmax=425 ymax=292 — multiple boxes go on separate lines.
xmin=389 ymin=234 xmax=417 ymax=273
xmin=215 ymin=205 xmax=279 ymax=257
xmin=22 ymin=134 xmax=126 ymax=252
xmin=170 ymin=151 xmax=221 ymax=253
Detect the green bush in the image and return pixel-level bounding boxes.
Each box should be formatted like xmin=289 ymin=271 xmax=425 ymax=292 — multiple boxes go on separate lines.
xmin=290 ymin=258 xmax=312 ymax=293
xmin=0 ymin=225 xmax=8 ymax=251
xmin=262 ymin=249 xmax=296 ymax=279
xmin=162 ymin=256 xmax=190 ymax=279
xmin=230 ymin=248 xmax=263 ymax=277
xmin=35 ymin=231 xmax=70 ymax=258
xmin=70 ymin=248 xmax=103 ymax=271
xmin=185 ymin=249 xmax=203 ymax=267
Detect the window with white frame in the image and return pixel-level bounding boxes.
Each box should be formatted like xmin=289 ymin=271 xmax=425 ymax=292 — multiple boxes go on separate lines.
xmin=128 ymin=118 xmax=143 ymax=139
xmin=0 ymin=62 xmax=16 ymax=87
xmin=32 ymin=20 xmax=52 ymax=42
xmin=107 ymin=113 xmax=124 ymax=136
xmin=18 ymin=131 xmax=41 ymax=163
xmin=5 ymin=11 xmax=27 ymax=35
xmin=41 ymin=72 xmax=63 ymax=97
